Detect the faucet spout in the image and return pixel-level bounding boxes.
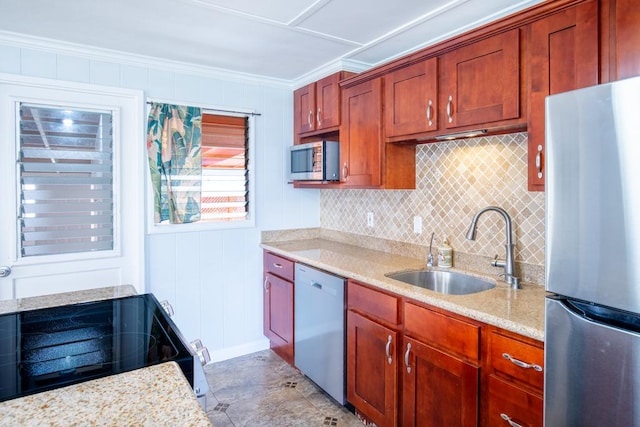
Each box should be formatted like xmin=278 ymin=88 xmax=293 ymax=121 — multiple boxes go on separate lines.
xmin=466 ymin=206 xmax=520 ymax=289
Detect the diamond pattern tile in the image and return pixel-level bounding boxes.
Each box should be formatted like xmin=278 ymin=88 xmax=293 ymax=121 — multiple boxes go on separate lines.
xmin=320 ymin=133 xmax=545 ymax=265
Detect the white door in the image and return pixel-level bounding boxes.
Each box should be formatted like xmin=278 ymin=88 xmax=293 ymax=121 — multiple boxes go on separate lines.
xmin=0 ymin=75 xmax=145 ymax=300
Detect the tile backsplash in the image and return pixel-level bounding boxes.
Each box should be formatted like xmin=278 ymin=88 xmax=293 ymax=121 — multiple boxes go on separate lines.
xmin=320 ymin=133 xmax=545 ymax=266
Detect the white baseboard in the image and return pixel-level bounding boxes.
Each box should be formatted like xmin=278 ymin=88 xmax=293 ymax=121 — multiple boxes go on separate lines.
xmin=206 ymin=338 xmax=270 ymax=363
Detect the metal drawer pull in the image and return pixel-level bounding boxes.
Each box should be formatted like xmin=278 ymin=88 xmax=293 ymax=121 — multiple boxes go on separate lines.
xmin=385 ymin=335 xmax=393 ymax=365
xmin=426 ymin=99 xmax=433 ymax=126
xmin=500 ymin=413 xmax=524 ymax=427
xmin=404 ymin=342 xmax=412 ymax=374
xmin=536 ymin=145 xmax=543 ymax=178
xmin=273 ymin=263 xmax=284 ymax=269
xmin=446 ymin=95 xmax=453 ymax=123
xmin=502 ymin=353 xmax=543 ymax=372
xmin=264 ymin=277 xmax=270 ymax=292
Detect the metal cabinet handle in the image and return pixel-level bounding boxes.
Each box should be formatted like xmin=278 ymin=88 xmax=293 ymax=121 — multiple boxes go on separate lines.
xmin=500 ymin=413 xmax=524 ymax=427
xmin=502 ymin=353 xmax=543 ymax=372
xmin=426 ymin=99 xmax=433 ymax=126
xmin=404 ymin=342 xmax=412 ymax=374
xmin=536 ymin=144 xmax=543 ymax=179
xmin=308 ymin=110 xmax=313 ymax=128
xmin=273 ymin=263 xmax=283 ymax=269
xmin=317 ymin=108 xmax=322 ymax=127
xmin=385 ymin=335 xmax=393 ymax=365
xmin=446 ymin=95 xmax=454 ymax=123
xmin=264 ymin=277 xmax=270 ymax=292
xmin=342 ymin=163 xmax=349 ymax=181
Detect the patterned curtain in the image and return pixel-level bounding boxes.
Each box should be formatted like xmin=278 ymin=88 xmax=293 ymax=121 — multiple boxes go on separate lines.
xmin=146 ymin=103 xmax=202 ymax=224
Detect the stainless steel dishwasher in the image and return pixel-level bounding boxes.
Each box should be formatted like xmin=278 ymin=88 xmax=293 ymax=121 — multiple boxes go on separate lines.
xmin=294 ymin=263 xmax=346 ymax=404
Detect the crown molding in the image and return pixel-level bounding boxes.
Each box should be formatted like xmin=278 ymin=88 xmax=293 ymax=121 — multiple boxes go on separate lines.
xmin=0 ymin=30 xmax=296 ymax=89
xmin=290 ymin=58 xmax=370 ymax=89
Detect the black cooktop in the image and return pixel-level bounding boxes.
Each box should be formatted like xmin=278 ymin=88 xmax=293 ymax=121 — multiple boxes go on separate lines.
xmin=0 ymin=294 xmax=194 ymax=402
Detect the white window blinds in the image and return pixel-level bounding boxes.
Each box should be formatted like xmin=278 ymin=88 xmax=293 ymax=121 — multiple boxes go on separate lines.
xmin=18 ymin=104 xmax=114 ymax=257
xmin=200 ymin=114 xmax=248 ymax=222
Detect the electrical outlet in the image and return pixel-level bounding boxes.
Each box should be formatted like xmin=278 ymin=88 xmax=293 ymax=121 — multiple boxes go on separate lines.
xmin=413 ymin=216 xmax=422 ymax=234
xmin=367 ymin=212 xmax=374 ymax=228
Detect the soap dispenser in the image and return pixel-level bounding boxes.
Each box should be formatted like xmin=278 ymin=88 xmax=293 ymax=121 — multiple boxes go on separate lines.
xmin=437 ymin=238 xmax=453 ymax=268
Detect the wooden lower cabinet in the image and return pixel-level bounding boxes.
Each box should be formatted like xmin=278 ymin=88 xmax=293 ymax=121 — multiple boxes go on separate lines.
xmin=402 ymin=336 xmax=479 ymax=427
xmin=346 ymin=280 xmax=544 ymax=427
xmin=263 ymin=251 xmax=295 ymax=365
xmin=347 ymin=310 xmax=399 ymax=427
xmin=263 ymin=272 xmax=294 ymax=364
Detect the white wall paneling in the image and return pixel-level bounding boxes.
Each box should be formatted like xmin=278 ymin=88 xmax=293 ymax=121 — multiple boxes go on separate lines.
xmin=0 ymin=39 xmax=320 ymax=362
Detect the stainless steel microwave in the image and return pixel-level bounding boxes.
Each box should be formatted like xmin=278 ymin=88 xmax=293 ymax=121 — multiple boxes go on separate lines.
xmin=288 ymin=140 xmax=340 ymax=181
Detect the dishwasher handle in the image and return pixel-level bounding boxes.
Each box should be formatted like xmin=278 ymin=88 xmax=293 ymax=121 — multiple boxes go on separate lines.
xmin=312 ymin=281 xmax=322 ymax=290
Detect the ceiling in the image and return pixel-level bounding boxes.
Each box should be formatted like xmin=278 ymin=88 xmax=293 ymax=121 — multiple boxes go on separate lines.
xmin=0 ymin=0 xmax=544 ymax=84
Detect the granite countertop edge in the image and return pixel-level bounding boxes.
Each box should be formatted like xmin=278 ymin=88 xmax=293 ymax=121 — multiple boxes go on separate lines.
xmin=0 ymin=361 xmax=211 ymax=427
xmin=261 ymin=238 xmax=547 ymax=342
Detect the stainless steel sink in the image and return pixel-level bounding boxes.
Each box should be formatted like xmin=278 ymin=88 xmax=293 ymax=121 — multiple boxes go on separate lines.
xmin=386 ymin=270 xmax=495 ymax=295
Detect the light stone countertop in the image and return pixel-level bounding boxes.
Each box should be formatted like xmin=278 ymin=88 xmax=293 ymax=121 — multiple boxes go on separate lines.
xmin=261 ymin=238 xmax=547 ymax=341
xmin=0 ymin=286 xmax=211 ymax=426
xmin=0 ymin=362 xmax=211 ymax=427
xmin=0 ymin=285 xmax=138 ymax=315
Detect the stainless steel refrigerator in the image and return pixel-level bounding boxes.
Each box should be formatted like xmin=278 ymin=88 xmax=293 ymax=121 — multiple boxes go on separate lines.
xmin=545 ymin=75 xmax=640 ymax=426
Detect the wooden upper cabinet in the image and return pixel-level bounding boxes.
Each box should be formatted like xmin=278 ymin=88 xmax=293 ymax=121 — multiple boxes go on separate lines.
xmin=293 ymin=71 xmax=355 ymax=139
xmin=340 ymin=77 xmax=416 ymax=189
xmin=527 ymin=0 xmax=599 ymax=191
xmin=609 ymin=0 xmax=640 ymax=80
xmin=385 ymin=58 xmax=438 ymax=137
xmin=440 ymin=29 xmax=521 ymax=130
xmin=316 ymin=73 xmax=342 ymax=130
xmin=340 ymin=78 xmax=383 ymax=187
xmin=294 ymin=83 xmax=316 ymax=135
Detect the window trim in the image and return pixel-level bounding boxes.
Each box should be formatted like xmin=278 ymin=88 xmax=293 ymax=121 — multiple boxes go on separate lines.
xmin=145 ymin=99 xmax=256 ymax=235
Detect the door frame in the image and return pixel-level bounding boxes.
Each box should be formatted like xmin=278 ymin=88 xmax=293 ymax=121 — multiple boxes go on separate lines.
xmin=0 ymin=73 xmax=146 ymax=300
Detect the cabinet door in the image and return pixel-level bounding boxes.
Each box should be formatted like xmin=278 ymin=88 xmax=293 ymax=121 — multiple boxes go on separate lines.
xmin=402 ymin=337 xmax=479 ymax=427
xmin=385 ymin=58 xmax=438 ymax=137
xmin=340 ymin=78 xmax=383 ymax=187
xmin=263 ymin=272 xmax=294 ymax=364
xmin=611 ymin=0 xmax=640 ymax=80
xmin=347 ymin=310 xmax=398 ymax=427
xmin=527 ymin=0 xmax=598 ymax=191
xmin=441 ymin=29 xmax=520 ymax=129
xmin=316 ymin=73 xmax=341 ymax=130
xmin=294 ymin=82 xmax=316 ymax=135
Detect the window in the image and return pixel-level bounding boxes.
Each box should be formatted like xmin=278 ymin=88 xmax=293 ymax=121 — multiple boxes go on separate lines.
xmin=146 ymin=102 xmax=255 ymax=232
xmin=18 ymin=104 xmax=114 ymax=257
xmin=201 ymin=114 xmax=248 ymax=222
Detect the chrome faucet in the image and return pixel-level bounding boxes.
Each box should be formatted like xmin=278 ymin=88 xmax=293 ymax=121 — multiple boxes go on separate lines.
xmin=466 ymin=206 xmax=520 ymax=289
xmin=427 ymin=232 xmax=435 ymax=268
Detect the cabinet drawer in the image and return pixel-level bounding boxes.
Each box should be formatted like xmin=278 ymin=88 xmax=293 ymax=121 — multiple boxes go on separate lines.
xmin=487 ymin=375 xmax=542 ymax=427
xmin=404 ymin=301 xmax=480 ymax=361
xmin=347 ymin=280 xmax=400 ymax=326
xmin=490 ymin=331 xmax=544 ymax=390
xmin=264 ymin=252 xmax=294 ymax=281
